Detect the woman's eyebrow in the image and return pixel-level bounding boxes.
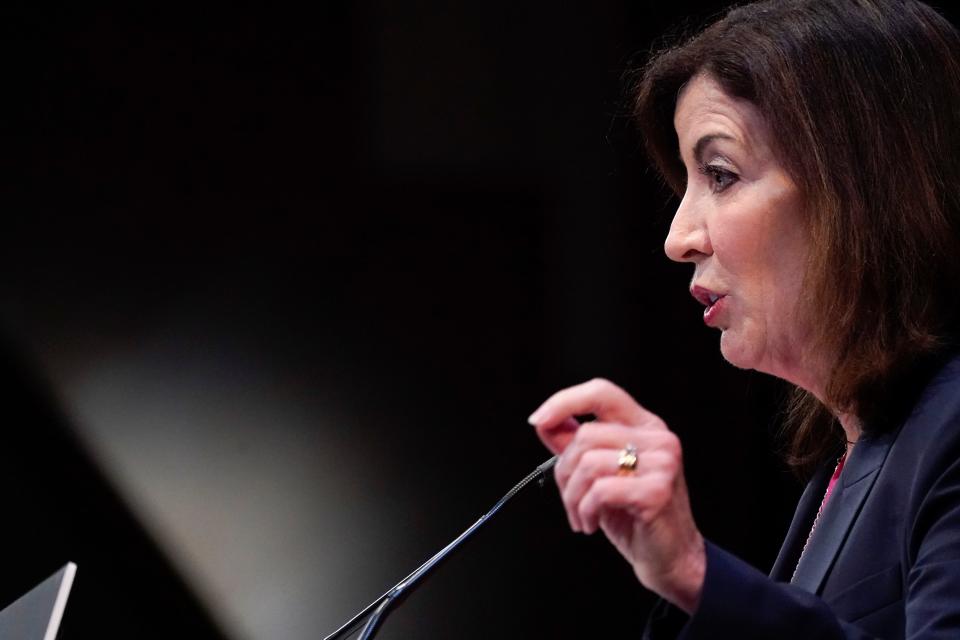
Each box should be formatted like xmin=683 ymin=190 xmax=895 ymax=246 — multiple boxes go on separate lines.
xmin=692 ymin=133 xmax=735 ymax=163
xmin=675 ymin=133 xmax=737 ymax=165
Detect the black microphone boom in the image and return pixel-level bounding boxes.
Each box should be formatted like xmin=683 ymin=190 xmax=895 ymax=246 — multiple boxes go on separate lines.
xmin=322 ymin=455 xmax=559 ymax=640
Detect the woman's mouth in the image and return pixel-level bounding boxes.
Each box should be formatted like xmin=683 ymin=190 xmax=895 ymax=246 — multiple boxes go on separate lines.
xmin=702 ymin=296 xmax=726 ymax=326
xmin=691 ymin=285 xmax=727 ymax=327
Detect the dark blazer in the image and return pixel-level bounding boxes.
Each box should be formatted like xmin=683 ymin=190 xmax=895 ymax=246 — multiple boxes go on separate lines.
xmin=645 ymin=353 xmax=960 ymax=639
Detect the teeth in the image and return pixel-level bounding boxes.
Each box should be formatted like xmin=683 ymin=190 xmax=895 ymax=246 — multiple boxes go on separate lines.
xmin=708 ymin=294 xmax=719 ymax=304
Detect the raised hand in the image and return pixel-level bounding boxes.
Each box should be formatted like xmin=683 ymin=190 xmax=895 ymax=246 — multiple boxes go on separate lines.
xmin=529 ymin=378 xmax=705 ymax=613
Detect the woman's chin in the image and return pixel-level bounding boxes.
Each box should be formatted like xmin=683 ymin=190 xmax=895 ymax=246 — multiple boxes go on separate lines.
xmin=718 ymin=331 xmax=758 ymax=370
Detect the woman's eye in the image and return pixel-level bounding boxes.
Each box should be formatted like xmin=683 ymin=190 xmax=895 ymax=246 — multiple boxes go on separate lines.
xmin=697 ymin=164 xmax=738 ymax=193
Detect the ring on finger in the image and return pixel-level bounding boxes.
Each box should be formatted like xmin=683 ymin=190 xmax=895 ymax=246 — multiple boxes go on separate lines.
xmin=617 ymin=443 xmax=638 ymax=476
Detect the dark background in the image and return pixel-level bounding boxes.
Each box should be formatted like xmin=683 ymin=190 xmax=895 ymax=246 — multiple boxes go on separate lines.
xmin=0 ymin=1 xmax=947 ymax=638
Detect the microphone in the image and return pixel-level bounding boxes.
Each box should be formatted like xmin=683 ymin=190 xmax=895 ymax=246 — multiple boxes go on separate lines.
xmin=322 ymin=455 xmax=558 ymax=640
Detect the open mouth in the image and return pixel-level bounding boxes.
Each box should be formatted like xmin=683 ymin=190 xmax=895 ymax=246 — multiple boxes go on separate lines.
xmin=704 ymin=295 xmax=727 ymax=325
xmin=691 ymin=285 xmax=726 ymax=326
xmin=691 ymin=285 xmax=723 ymax=308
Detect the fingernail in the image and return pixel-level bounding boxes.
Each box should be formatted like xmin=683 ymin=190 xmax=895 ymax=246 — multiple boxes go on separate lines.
xmin=527 ymin=408 xmax=547 ymax=425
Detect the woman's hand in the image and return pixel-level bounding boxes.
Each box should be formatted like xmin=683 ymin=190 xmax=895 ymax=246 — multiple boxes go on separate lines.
xmin=529 ymin=378 xmax=706 ymax=613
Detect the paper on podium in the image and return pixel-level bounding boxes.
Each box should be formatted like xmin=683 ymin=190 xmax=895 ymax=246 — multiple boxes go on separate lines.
xmin=0 ymin=563 xmax=76 ymax=640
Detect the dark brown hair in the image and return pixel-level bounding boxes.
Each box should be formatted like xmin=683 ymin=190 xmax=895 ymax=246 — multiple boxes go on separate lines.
xmin=633 ymin=0 xmax=960 ymax=474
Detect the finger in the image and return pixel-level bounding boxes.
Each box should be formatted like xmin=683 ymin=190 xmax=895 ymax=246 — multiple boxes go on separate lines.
xmin=532 ymin=416 xmax=581 ymax=456
xmin=563 ymin=448 xmax=676 ymax=531
xmin=578 ymin=473 xmax=674 ymax=534
xmin=528 ymin=378 xmax=659 ymax=433
xmin=554 ymin=424 xmax=677 ymax=489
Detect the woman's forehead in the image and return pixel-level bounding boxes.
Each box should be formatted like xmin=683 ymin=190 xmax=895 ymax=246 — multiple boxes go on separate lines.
xmin=674 ymin=74 xmax=775 ymax=162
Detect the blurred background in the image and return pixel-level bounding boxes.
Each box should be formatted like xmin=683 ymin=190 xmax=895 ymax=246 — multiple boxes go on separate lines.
xmin=0 ymin=0 xmax=935 ymax=638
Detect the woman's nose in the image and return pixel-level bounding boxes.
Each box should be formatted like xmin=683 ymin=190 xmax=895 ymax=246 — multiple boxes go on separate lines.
xmin=664 ymin=194 xmax=712 ymax=263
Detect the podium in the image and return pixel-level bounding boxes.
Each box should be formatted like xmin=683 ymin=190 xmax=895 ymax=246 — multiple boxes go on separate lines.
xmin=0 ymin=564 xmax=76 ymax=640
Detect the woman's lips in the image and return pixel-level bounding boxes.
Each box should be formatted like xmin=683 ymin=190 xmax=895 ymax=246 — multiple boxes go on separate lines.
xmin=691 ymin=285 xmax=727 ymax=327
xmin=703 ymin=295 xmax=726 ymax=327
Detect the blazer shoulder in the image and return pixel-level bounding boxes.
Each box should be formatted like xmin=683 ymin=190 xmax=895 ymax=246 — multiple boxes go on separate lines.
xmin=893 ymin=353 xmax=960 ymax=448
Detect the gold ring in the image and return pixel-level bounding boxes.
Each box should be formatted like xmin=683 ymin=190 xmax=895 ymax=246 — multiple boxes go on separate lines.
xmin=617 ymin=443 xmax=638 ymax=476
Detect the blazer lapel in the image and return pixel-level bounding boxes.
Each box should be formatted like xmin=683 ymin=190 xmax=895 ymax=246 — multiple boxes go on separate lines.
xmin=769 ymin=463 xmax=833 ymax=581
xmin=790 ymin=431 xmax=896 ymax=594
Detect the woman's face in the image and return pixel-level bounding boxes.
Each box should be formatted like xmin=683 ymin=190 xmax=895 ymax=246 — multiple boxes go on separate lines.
xmin=666 ymin=74 xmax=813 ymax=386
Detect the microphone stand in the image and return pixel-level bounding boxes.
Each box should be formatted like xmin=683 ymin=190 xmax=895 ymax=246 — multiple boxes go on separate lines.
xmin=322 ymin=455 xmax=558 ymax=640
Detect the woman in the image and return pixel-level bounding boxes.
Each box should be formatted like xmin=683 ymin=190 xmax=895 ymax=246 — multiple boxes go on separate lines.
xmin=529 ymin=1 xmax=960 ymax=637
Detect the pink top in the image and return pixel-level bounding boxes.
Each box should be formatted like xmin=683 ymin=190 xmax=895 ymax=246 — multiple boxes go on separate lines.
xmin=792 ymin=451 xmax=848 ymax=580
xmin=823 ymin=452 xmax=847 ymax=507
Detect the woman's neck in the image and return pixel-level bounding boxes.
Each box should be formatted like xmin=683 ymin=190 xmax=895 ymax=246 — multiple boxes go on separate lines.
xmin=839 ymin=412 xmax=861 ymax=456
xmin=774 ymin=347 xmax=861 ymax=451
